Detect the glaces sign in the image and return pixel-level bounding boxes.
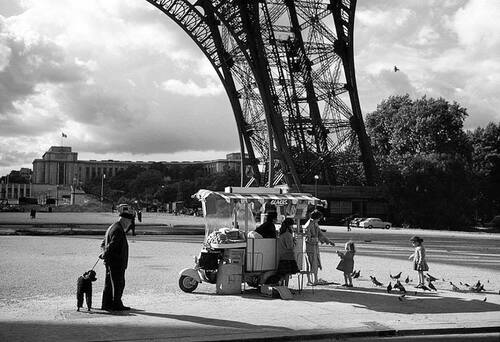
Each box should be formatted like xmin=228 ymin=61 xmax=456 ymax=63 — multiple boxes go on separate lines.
xmin=270 ymin=199 xmax=289 ymax=206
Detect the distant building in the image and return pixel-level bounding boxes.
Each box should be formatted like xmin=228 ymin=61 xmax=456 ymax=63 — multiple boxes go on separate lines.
xmin=27 ymin=146 xmax=247 ymax=204
xmin=32 ymin=146 xmax=247 ymax=187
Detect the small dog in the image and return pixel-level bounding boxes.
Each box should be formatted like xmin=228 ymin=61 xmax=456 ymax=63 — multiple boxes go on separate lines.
xmin=76 ymin=270 xmax=97 ymax=311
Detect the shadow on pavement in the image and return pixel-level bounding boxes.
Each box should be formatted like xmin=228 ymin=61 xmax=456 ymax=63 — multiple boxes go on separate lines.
xmin=134 ymin=310 xmax=291 ymax=330
xmin=289 ymin=287 xmax=500 ymax=314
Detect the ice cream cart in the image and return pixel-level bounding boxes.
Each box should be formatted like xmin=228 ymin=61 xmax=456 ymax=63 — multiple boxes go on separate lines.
xmin=178 ymin=187 xmax=324 ymax=294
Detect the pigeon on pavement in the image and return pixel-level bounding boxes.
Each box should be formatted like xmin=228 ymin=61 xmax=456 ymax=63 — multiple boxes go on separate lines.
xmin=370 ymin=276 xmax=383 ymax=286
xmin=426 ymin=273 xmax=438 ymax=282
xmin=387 ymin=282 xmax=392 ymax=293
xmin=390 ymin=272 xmax=402 ymax=280
xmin=405 ymin=276 xmax=410 ymax=284
xmin=421 ymin=284 xmax=431 ymax=291
xmin=352 ymin=270 xmax=360 ymax=279
xmin=394 ymin=280 xmax=407 ymax=293
xmin=427 ymin=280 xmax=437 ymax=291
xmin=450 ymin=282 xmax=460 ymax=291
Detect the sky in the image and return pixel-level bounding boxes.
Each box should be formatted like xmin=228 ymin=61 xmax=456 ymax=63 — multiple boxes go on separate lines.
xmin=0 ymin=0 xmax=499 ymax=176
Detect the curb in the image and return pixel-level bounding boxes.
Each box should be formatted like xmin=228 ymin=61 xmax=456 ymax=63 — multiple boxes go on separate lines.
xmin=205 ymin=326 xmax=500 ymax=341
xmin=0 ymin=225 xmax=204 ymax=236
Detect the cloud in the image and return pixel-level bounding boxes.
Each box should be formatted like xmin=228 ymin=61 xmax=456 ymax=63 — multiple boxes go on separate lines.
xmin=162 ymin=79 xmax=224 ymax=97
xmin=0 ymin=15 xmax=86 ymax=114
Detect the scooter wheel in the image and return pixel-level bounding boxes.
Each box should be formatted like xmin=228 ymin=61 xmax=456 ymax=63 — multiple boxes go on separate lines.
xmin=179 ymin=275 xmax=198 ymax=293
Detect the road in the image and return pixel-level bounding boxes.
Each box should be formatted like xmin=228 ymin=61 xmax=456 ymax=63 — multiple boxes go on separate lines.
xmin=140 ymin=228 xmax=500 ymax=271
xmin=1 ymin=229 xmax=499 ymax=342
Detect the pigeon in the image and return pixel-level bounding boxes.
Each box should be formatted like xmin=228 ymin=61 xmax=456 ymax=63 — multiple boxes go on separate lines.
xmin=387 ymin=282 xmax=392 ymax=293
xmin=464 ymin=283 xmax=470 ymax=287
xmin=483 ymin=297 xmax=487 ymax=302
xmin=426 ymin=273 xmax=438 ymax=282
xmin=471 ymin=281 xmax=485 ymax=293
xmin=405 ymin=276 xmax=410 ymax=284
xmin=394 ymin=280 xmax=406 ymax=293
xmin=394 ymin=65 xmax=400 ymax=72
xmin=450 ymin=282 xmax=460 ymax=291
xmin=390 ymin=272 xmax=402 ymax=280
xmin=398 ymin=294 xmax=405 ymax=301
xmin=420 ymin=284 xmax=431 ymax=291
xmin=427 ymin=280 xmax=437 ymax=291
xmin=352 ymin=270 xmax=360 ymax=279
xmin=370 ymin=276 xmax=383 ymax=286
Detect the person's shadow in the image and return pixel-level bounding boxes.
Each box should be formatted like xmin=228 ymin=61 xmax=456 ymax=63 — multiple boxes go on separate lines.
xmin=132 ymin=309 xmax=289 ymax=331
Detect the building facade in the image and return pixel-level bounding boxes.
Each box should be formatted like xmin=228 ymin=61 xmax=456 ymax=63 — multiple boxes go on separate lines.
xmin=32 ymin=146 xmax=246 ymax=187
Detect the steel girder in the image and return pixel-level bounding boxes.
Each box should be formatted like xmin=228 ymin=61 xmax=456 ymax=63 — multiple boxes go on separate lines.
xmin=145 ymin=0 xmax=263 ymax=185
xmin=145 ymin=0 xmax=379 ymax=188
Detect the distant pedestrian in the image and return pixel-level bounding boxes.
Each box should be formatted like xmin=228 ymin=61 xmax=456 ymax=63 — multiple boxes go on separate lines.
xmin=346 ymin=218 xmax=351 ymax=232
xmin=100 ymin=211 xmax=134 ymax=311
xmin=136 ymin=209 xmax=142 ymax=223
xmin=125 ymin=217 xmax=136 ymax=236
xmin=408 ymin=236 xmax=428 ymax=288
xmin=336 ymin=241 xmax=355 ymax=287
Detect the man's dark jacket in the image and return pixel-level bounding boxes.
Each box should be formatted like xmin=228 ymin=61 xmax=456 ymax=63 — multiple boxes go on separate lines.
xmin=255 ymin=221 xmax=277 ymax=238
xmin=101 ymin=221 xmax=129 ymax=269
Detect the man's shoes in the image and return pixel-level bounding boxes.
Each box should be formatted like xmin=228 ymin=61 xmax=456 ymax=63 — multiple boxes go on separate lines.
xmin=112 ymin=305 xmax=131 ymax=311
xmin=100 ymin=306 xmax=113 ymax=311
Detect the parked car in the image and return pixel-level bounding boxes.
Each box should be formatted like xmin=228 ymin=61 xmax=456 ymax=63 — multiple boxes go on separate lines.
xmin=359 ymin=218 xmax=391 ymax=229
xmin=485 ymin=215 xmax=500 ymax=228
xmin=350 ymin=217 xmax=366 ymax=227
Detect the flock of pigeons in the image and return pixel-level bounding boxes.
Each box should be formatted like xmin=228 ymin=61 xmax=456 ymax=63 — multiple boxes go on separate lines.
xmin=348 ymin=270 xmax=492 ymax=301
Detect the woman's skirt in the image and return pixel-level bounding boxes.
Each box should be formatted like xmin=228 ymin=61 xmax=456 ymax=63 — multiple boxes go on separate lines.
xmin=277 ymin=259 xmax=299 ymax=276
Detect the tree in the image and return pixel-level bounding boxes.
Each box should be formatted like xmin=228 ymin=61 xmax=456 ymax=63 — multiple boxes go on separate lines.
xmin=366 ymin=95 xmax=473 ymax=229
xmin=468 ymin=123 xmax=500 ymax=221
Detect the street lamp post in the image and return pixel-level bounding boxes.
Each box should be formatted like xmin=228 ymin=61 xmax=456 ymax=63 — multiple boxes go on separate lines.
xmin=101 ymin=174 xmax=106 ymax=203
xmin=314 ymin=175 xmax=319 ymax=198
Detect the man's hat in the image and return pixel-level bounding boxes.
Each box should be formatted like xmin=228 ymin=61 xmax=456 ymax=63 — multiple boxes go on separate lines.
xmin=119 ymin=212 xmax=135 ymax=220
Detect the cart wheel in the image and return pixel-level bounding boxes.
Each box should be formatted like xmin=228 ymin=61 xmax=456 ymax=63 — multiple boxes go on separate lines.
xmin=179 ymin=275 xmax=198 ymax=293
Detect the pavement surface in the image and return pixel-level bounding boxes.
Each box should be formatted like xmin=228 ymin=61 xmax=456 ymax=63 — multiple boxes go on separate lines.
xmin=0 ymin=213 xmax=500 ymax=341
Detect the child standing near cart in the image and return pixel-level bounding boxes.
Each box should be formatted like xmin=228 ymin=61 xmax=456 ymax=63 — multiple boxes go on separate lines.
xmin=409 ymin=236 xmax=428 ymax=288
xmin=336 ymin=241 xmax=355 ymax=287
xmin=277 ymin=218 xmax=299 ymax=287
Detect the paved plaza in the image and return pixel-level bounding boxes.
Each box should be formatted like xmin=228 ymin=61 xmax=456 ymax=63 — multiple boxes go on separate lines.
xmin=0 ymin=215 xmax=499 ymax=341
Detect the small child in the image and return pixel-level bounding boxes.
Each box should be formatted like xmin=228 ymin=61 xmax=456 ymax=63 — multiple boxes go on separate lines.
xmin=408 ymin=236 xmax=428 ymax=288
xmin=336 ymin=241 xmax=355 ymax=287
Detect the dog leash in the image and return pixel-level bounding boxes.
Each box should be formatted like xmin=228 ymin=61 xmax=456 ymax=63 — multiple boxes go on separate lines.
xmin=91 ymin=257 xmax=100 ymax=271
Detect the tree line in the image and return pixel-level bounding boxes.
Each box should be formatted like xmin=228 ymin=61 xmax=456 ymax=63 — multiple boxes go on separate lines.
xmin=366 ymin=94 xmax=499 ymax=229
xmin=85 ymin=94 xmax=499 ymax=229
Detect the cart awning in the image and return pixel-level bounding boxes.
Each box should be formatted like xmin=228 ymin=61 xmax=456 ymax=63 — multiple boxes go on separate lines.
xmin=193 ymin=189 xmax=322 ymax=204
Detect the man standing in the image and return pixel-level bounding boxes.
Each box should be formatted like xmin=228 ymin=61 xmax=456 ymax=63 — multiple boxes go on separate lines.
xmin=100 ymin=211 xmax=134 ymax=311
xmin=255 ymin=211 xmax=278 ymax=238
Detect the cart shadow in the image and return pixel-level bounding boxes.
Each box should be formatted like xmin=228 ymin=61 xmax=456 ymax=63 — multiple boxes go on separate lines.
xmin=289 ymin=286 xmax=500 ymax=314
xmin=134 ymin=310 xmax=291 ymax=331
